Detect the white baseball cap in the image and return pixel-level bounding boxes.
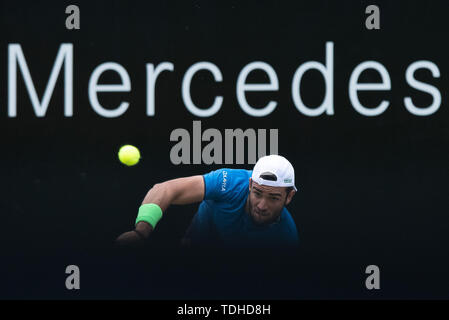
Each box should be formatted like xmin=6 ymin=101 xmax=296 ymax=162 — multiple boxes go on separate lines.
xmin=251 ymin=155 xmax=297 ymax=191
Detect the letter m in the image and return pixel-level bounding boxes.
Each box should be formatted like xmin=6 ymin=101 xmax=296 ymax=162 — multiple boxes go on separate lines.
xmin=8 ymin=43 xmax=73 ymax=117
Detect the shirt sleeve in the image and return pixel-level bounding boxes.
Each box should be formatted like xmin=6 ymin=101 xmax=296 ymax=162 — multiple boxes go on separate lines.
xmin=203 ymin=168 xmax=232 ymax=202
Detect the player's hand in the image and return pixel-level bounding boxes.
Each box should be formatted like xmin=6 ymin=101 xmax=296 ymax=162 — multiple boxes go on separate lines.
xmin=115 ymin=222 xmax=153 ymax=247
xmin=115 ymin=230 xmax=145 ymax=247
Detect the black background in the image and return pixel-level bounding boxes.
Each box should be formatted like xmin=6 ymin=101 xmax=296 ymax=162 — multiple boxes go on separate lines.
xmin=0 ymin=0 xmax=448 ymax=299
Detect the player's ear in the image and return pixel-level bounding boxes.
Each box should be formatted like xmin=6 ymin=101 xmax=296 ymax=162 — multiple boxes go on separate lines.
xmin=248 ymin=178 xmax=252 ymax=191
xmin=285 ymin=189 xmax=296 ymax=206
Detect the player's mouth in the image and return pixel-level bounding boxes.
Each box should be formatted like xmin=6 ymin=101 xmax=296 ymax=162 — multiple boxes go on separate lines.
xmin=255 ymin=209 xmax=268 ymax=217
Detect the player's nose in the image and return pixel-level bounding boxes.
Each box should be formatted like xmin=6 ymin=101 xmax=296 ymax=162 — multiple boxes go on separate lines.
xmin=256 ymin=198 xmax=268 ymax=211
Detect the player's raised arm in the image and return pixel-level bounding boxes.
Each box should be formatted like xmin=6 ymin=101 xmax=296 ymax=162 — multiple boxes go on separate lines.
xmin=142 ymin=175 xmax=205 ymax=209
xmin=115 ymin=175 xmax=205 ymax=246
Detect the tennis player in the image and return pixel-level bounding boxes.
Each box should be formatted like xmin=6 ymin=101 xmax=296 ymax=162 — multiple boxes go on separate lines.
xmin=115 ymin=155 xmax=299 ymax=248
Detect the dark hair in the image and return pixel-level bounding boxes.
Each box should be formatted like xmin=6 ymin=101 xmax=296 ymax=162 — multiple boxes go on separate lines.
xmin=284 ymin=186 xmax=294 ymax=201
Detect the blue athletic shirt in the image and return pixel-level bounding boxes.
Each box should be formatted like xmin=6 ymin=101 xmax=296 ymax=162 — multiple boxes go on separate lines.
xmin=186 ymin=168 xmax=299 ymax=248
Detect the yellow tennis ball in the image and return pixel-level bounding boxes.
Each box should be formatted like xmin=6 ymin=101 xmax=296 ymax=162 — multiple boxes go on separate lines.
xmin=118 ymin=145 xmax=140 ymax=166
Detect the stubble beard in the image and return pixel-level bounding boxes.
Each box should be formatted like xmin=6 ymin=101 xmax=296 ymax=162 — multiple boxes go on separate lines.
xmin=247 ymin=195 xmax=283 ymax=225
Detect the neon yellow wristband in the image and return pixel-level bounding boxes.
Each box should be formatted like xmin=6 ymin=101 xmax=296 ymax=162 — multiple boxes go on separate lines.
xmin=135 ymin=203 xmax=163 ymax=229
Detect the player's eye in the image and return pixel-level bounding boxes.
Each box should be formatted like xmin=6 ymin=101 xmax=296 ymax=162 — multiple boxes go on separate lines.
xmin=271 ymin=197 xmax=279 ymax=201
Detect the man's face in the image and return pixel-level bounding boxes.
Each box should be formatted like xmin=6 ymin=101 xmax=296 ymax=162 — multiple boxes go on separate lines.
xmin=247 ymin=178 xmax=295 ymax=225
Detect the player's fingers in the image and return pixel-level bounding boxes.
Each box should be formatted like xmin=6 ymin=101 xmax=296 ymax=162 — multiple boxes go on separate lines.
xmin=115 ymin=231 xmax=141 ymax=247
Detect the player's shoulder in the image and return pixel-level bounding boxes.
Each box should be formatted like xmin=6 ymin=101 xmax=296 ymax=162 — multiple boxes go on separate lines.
xmin=280 ymin=208 xmax=299 ymax=240
xmin=224 ymin=168 xmax=252 ymax=178
xmin=203 ymin=168 xmax=252 ymax=184
xmin=204 ymin=167 xmax=251 ymax=176
xmin=281 ymin=208 xmax=296 ymax=227
xmin=202 ymin=168 xmax=251 ymax=201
